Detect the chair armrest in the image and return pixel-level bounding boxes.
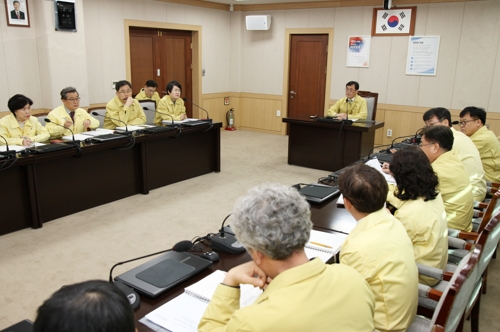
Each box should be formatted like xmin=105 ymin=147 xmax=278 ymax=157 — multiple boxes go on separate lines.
xmin=448 ymin=228 xmax=479 ymax=241
xmin=448 ymin=236 xmax=473 ymax=250
xmin=418 ymin=284 xmax=443 ymax=302
xmin=416 ymin=263 xmax=453 ymax=281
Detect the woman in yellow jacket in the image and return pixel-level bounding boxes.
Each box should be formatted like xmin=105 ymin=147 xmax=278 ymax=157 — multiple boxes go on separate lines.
xmin=155 ymin=80 xmax=187 ymax=125
xmin=0 ymin=94 xmax=49 ymax=146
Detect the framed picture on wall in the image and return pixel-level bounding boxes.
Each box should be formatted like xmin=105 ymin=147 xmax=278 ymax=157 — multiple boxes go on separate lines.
xmin=5 ymin=0 xmax=30 ymax=27
xmin=371 ymin=7 xmax=416 ymax=37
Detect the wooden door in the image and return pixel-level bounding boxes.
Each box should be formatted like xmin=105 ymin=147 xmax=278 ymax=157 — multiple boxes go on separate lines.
xmin=129 ymin=28 xmax=192 ymax=117
xmin=287 ymin=34 xmax=328 ymax=119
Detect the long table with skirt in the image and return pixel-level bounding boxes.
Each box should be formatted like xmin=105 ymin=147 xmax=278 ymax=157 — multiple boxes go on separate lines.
xmin=0 ymin=123 xmax=222 ymax=236
xmin=283 ymin=117 xmax=384 ymax=172
xmin=134 ymin=192 xmax=355 ymax=331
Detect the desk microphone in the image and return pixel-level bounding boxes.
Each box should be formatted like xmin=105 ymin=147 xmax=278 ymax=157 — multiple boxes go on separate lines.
xmin=389 ymin=134 xmax=419 ymax=150
xmin=210 ymin=214 xmax=245 ymax=254
xmin=108 ymin=240 xmax=194 ymax=310
xmin=366 ymin=143 xmax=393 ymax=159
xmin=340 ymin=99 xmax=353 ymax=124
xmin=0 ymin=134 xmax=16 ymax=157
xmin=44 ymin=118 xmax=79 ymax=144
xmin=451 ymin=120 xmax=460 ymax=125
xmin=91 ymin=112 xmax=129 ymax=134
xmin=182 ymin=98 xmax=211 ymax=121
xmin=143 ymin=107 xmax=175 ymax=126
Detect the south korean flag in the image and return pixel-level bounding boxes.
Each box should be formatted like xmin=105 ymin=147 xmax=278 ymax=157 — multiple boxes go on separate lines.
xmin=375 ymin=8 xmax=413 ymax=35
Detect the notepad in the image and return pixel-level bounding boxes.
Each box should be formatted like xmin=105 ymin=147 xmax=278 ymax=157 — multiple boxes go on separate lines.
xmin=143 ymin=270 xmax=262 ymax=332
xmin=304 ymin=229 xmax=347 ymax=263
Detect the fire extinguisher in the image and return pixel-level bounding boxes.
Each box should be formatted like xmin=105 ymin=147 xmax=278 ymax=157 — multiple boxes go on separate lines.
xmin=225 ymin=108 xmax=236 ymax=131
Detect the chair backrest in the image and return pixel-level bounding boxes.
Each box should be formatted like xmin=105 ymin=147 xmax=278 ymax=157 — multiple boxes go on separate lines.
xmin=34 ymin=112 xmax=51 ymax=127
xmin=476 ymin=215 xmax=500 ymax=276
xmin=476 ymin=191 xmax=500 ymax=233
xmin=357 ymin=90 xmax=378 ymax=121
xmin=432 ymin=247 xmax=480 ymax=331
xmin=138 ymin=100 xmax=156 ymax=125
xmin=87 ymin=107 xmax=106 ymax=128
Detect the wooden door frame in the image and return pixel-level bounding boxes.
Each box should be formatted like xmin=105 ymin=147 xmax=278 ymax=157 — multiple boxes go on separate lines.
xmin=124 ymin=20 xmax=202 ymax=111
xmin=282 ymin=28 xmax=334 ymax=135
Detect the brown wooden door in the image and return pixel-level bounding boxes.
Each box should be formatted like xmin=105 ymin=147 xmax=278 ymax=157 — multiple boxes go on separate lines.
xmin=129 ymin=28 xmax=192 ymax=117
xmin=287 ymin=34 xmax=328 ymax=119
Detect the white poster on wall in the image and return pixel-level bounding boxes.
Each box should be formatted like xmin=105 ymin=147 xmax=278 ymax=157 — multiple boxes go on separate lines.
xmin=346 ymin=36 xmax=371 ymax=68
xmin=406 ymin=36 xmax=440 ymax=76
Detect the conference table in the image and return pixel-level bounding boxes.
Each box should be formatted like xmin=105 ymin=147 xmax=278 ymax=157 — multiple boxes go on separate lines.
xmin=0 ymin=123 xmax=222 ymax=236
xmin=283 ymin=117 xmax=384 ymax=172
xmin=135 ymin=191 xmax=353 ymax=331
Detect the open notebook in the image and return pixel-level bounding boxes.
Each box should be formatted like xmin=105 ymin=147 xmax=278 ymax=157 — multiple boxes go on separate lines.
xmin=304 ymin=229 xmax=347 ymax=263
xmin=142 ymin=270 xmax=262 ymax=332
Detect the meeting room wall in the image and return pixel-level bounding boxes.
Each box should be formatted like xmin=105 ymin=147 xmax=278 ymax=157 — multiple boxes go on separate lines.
xmin=230 ymin=0 xmax=500 ymax=141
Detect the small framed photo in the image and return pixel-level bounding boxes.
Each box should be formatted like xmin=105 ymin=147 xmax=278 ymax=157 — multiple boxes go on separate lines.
xmin=5 ymin=0 xmax=30 ymax=28
xmin=224 ymin=97 xmax=230 ymax=106
xmin=371 ymin=7 xmax=416 ymax=37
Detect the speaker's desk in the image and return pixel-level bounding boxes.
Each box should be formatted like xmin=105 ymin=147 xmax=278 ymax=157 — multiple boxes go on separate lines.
xmin=0 ymin=123 xmax=221 ymax=235
xmin=283 ymin=117 xmax=384 ymax=172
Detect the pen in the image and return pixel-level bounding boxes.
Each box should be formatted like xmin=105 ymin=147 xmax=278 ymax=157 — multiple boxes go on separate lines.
xmin=310 ymin=241 xmax=333 ymax=249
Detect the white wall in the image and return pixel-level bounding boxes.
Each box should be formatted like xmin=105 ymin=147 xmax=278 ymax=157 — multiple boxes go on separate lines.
xmin=0 ymin=0 xmax=498 ymax=113
xmin=236 ymin=1 xmax=500 ymax=112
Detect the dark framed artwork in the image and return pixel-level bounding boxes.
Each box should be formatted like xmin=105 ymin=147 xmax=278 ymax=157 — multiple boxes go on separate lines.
xmin=5 ymin=0 xmax=30 ymax=27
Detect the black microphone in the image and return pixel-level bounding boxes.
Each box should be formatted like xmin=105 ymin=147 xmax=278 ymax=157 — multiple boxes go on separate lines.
xmin=366 ymin=143 xmax=394 ymax=159
xmin=143 ymin=107 xmax=175 ymax=126
xmin=44 ymin=118 xmax=79 ymax=144
xmin=182 ymin=98 xmax=211 ymax=121
xmin=210 ymin=214 xmax=245 ymax=254
xmin=390 ymin=132 xmax=423 ymax=150
xmin=108 ymin=240 xmax=194 ymax=284
xmin=0 ymin=134 xmax=16 ymax=156
xmin=91 ymin=112 xmax=129 ymax=134
xmin=452 ymin=120 xmax=460 ymax=125
xmin=341 ymin=98 xmax=353 ymax=124
xmin=108 ymin=240 xmax=193 ymax=310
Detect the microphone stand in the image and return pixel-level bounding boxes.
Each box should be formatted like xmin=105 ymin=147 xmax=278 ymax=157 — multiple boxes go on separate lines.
xmin=0 ymin=134 xmax=18 ymax=171
xmin=182 ymin=98 xmax=213 ymax=131
xmin=143 ymin=108 xmax=182 ymax=138
xmin=91 ymin=112 xmax=135 ymax=150
xmin=44 ymin=118 xmax=82 ymax=158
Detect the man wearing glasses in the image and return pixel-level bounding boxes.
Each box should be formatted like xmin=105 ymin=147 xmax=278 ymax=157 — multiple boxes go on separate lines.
xmin=326 ymin=81 xmax=367 ymax=120
xmin=104 ymin=80 xmax=146 ymax=130
xmin=46 ymin=87 xmax=100 ymax=139
xmin=459 ymin=107 xmax=500 ymax=183
xmin=422 ymin=107 xmax=486 ymax=202
xmin=419 ymin=126 xmax=473 ymax=231
xmin=135 ymin=80 xmax=161 ymax=105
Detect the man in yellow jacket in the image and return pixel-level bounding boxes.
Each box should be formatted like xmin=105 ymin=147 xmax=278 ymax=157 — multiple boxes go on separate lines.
xmin=326 ymin=81 xmax=367 ymax=120
xmin=459 ymin=106 xmax=500 ymax=183
xmin=104 ymin=80 xmax=146 ymax=130
xmin=46 ymin=87 xmax=100 ymax=139
xmin=134 ymin=80 xmax=161 ymax=105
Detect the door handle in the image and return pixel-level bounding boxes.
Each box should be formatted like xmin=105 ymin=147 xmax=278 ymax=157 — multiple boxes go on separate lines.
xmin=290 ymin=90 xmax=296 ymax=99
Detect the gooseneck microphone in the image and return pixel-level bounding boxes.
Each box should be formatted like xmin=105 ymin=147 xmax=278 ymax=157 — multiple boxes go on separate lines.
xmin=44 ymin=118 xmax=78 ymax=144
xmin=108 ymin=240 xmax=194 ymax=284
xmin=210 ymin=214 xmax=245 ymax=254
xmin=0 ymin=134 xmax=16 ymax=156
xmin=143 ymin=107 xmax=175 ymax=126
xmin=91 ymin=112 xmax=129 ymax=134
xmin=182 ymin=98 xmax=211 ymax=121
xmin=366 ymin=143 xmax=394 ymax=159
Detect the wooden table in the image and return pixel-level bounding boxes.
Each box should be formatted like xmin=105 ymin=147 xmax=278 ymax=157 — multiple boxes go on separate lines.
xmin=283 ymin=117 xmax=384 ymax=171
xmin=0 ymin=123 xmax=222 ymax=235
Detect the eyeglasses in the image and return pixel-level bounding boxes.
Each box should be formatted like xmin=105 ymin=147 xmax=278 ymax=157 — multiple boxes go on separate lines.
xmin=458 ymin=119 xmax=477 ymax=126
xmin=425 ymin=121 xmax=441 ymax=127
xmin=419 ymin=142 xmax=435 ymax=148
xmin=65 ymin=98 xmax=81 ymax=102
xmin=345 ymin=88 xmax=357 ymax=92
xmin=118 ymin=89 xmax=132 ymax=94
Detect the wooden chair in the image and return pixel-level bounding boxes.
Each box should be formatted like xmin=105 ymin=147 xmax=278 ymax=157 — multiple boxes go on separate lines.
xmin=409 ymin=247 xmax=480 ymax=332
xmin=87 ymin=106 xmax=106 ymax=128
xmin=357 ymin=90 xmax=378 ymax=121
xmin=450 ymin=189 xmax=500 ymax=241
xmin=138 ymin=99 xmax=156 ymax=125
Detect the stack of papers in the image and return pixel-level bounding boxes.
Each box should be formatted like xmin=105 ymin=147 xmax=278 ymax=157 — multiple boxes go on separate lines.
xmin=304 ymin=229 xmax=347 ymax=263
